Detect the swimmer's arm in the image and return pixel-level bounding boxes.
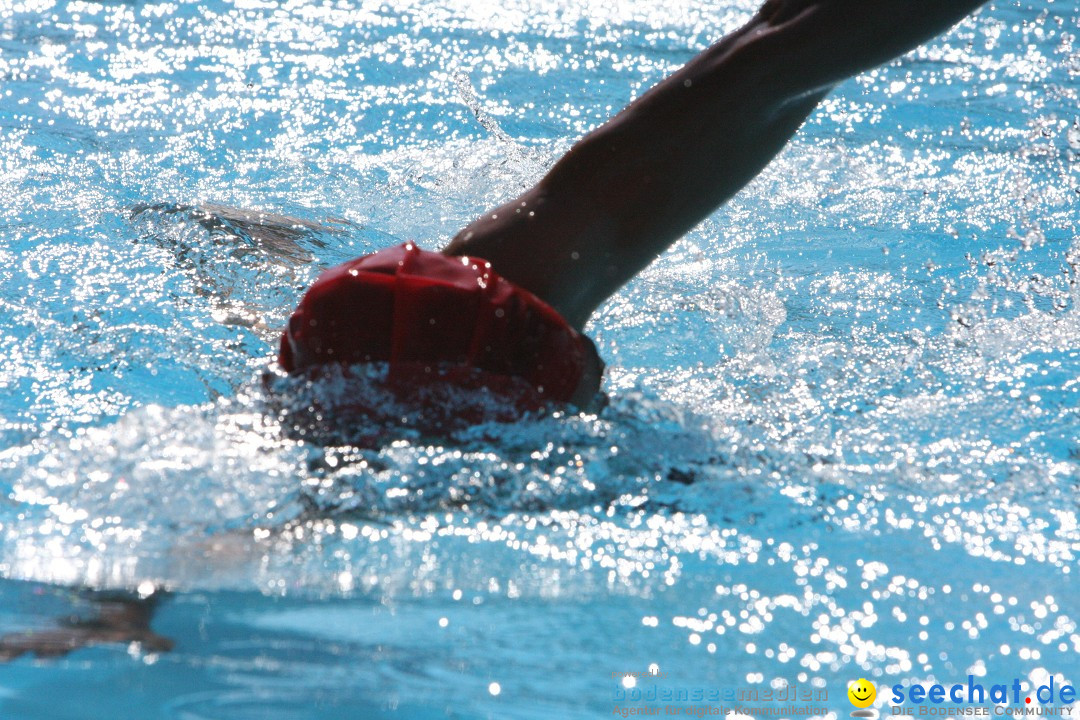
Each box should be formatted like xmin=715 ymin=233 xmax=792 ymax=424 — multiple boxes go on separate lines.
xmin=445 ymin=0 xmax=989 ymax=329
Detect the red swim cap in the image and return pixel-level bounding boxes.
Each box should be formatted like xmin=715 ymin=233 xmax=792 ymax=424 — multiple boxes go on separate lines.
xmin=279 ymin=242 xmax=590 ymax=404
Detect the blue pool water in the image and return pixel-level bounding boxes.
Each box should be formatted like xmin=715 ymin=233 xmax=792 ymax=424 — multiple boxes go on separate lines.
xmin=0 ymin=0 xmax=1077 ymax=717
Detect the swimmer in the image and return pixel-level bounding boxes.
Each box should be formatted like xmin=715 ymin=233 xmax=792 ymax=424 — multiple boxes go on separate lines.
xmin=282 ymin=0 xmax=991 ymax=410
xmin=1 ymin=0 xmax=992 ymax=660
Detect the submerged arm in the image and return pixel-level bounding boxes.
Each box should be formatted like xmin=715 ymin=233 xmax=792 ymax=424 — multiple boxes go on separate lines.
xmin=445 ymin=0 xmax=989 ymax=328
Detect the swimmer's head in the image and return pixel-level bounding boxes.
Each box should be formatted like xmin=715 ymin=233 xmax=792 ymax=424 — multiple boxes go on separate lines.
xmin=569 ymin=334 xmax=605 ymax=410
xmin=280 ymin=243 xmax=600 ymax=411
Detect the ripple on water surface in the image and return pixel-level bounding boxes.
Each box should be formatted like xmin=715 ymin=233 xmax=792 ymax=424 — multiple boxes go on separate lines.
xmin=0 ymin=0 xmax=1077 ymax=716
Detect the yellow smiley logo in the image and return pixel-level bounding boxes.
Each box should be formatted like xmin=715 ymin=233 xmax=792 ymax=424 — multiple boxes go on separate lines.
xmin=848 ymin=678 xmax=876 ymax=708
